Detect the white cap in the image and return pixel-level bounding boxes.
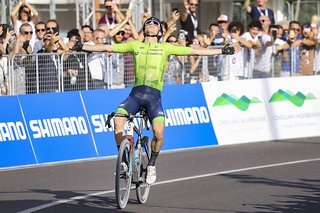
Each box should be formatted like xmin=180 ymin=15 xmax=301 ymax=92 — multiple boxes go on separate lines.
xmin=217 ymin=15 xmax=228 ymax=22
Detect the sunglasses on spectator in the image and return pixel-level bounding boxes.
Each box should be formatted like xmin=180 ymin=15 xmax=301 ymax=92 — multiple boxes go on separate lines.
xmin=46 ymin=27 xmax=57 ymax=31
xmin=22 ymin=9 xmax=30 ymax=13
xmin=116 ymin=31 xmax=125 ymax=36
xmin=23 ymin=31 xmax=33 ymax=35
xmin=145 ymin=20 xmax=161 ymax=27
xmin=218 ymin=21 xmax=228 ymax=24
xmin=190 ymin=3 xmax=198 ymax=6
xmin=105 ymin=5 xmax=112 ymax=8
xmin=36 ymin=29 xmax=46 ymax=32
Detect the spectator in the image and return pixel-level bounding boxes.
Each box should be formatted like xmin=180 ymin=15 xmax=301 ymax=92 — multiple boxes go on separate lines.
xmin=243 ymin=0 xmax=275 ymax=24
xmin=32 ymin=21 xmax=46 ymax=53
xmin=204 ymin=23 xmax=219 ymax=46
xmin=98 ymin=0 xmax=123 ymax=28
xmin=36 ymin=33 xmax=61 ymax=93
xmin=0 ymin=24 xmax=13 ymax=95
xmin=188 ymin=37 xmax=203 ymax=83
xmin=180 ymin=0 xmax=201 ymax=42
xmin=43 ymin=19 xmax=69 ymax=54
xmin=240 ymin=20 xmax=262 ymax=79
xmin=14 ymin=23 xmax=33 ymax=54
xmin=217 ymin=15 xmax=229 ymax=39
xmin=269 ymin=24 xmax=289 ymax=77
xmin=110 ymin=27 xmax=125 ymax=89
xmin=299 ymin=23 xmax=317 ymax=76
xmin=259 ymin=15 xmax=271 ymax=35
xmin=62 ymin=29 xmax=87 ymax=91
xmin=81 ymin=25 xmax=94 ymax=44
xmin=220 ymin=20 xmax=246 ymax=80
xmin=87 ymin=29 xmax=108 ymax=89
xmin=311 ymin=23 xmax=320 ymax=73
xmin=281 ymin=20 xmax=302 ymax=77
xmin=11 ymin=0 xmax=38 ymax=50
xmin=165 ymin=35 xmax=183 ymax=85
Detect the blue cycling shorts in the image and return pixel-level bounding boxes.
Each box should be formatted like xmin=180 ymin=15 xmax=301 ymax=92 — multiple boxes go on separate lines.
xmin=117 ymin=85 xmax=165 ymax=123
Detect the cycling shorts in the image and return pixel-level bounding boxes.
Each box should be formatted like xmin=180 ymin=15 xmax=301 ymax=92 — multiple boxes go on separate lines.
xmin=117 ymin=85 xmax=165 ymax=123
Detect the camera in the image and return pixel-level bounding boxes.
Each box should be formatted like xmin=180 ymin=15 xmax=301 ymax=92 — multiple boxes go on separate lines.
xmin=231 ymin=28 xmax=237 ymax=33
xmin=22 ymin=40 xmax=30 ymax=52
xmin=179 ymin=29 xmax=188 ymax=40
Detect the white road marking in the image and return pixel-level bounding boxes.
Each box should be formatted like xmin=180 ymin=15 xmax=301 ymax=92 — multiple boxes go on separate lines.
xmin=18 ymin=157 xmax=320 ymax=213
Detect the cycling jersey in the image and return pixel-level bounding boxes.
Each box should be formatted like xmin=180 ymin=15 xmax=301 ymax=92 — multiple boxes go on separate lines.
xmin=112 ymin=40 xmax=191 ymax=92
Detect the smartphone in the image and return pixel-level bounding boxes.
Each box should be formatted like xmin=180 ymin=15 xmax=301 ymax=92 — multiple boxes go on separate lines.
xmin=289 ymin=30 xmax=295 ymax=39
xmin=53 ymin=27 xmax=59 ymax=35
xmin=172 ymin=8 xmax=178 ymax=13
xmin=272 ymin=30 xmax=277 ymax=39
xmin=22 ymin=40 xmax=30 ymax=51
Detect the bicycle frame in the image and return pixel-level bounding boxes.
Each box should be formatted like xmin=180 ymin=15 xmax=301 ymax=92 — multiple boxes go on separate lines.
xmin=106 ymin=108 xmax=152 ymax=209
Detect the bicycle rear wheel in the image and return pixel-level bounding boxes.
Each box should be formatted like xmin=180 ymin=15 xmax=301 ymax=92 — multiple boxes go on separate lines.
xmin=115 ymin=139 xmax=132 ymax=209
xmin=136 ymin=136 xmax=151 ymax=204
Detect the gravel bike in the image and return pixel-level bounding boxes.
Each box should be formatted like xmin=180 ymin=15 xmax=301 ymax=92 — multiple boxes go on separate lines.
xmin=106 ymin=107 xmax=152 ymax=209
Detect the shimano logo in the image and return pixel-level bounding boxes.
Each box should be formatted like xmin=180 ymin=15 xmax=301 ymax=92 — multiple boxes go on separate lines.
xmin=91 ymin=114 xmax=113 ymax=133
xmin=0 ymin=122 xmax=27 ymax=142
xmin=30 ymin=117 xmax=88 ymax=139
xmin=165 ymin=106 xmax=210 ymax=126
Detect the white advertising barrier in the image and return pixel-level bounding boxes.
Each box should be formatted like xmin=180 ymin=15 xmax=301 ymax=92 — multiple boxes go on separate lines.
xmin=202 ymin=76 xmax=320 ymax=145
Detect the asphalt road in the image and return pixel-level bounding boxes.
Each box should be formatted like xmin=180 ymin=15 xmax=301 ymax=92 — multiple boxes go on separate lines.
xmin=1 ymin=137 xmax=320 ymax=213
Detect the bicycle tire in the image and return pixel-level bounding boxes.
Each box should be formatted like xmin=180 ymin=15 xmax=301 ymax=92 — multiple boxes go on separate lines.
xmin=136 ymin=136 xmax=152 ymax=204
xmin=115 ymin=139 xmax=132 ymax=209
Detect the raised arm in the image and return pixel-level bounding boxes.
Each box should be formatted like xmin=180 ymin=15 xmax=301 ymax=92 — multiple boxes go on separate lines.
xmin=180 ymin=0 xmax=190 ymax=22
xmin=82 ymin=43 xmax=113 ymax=52
xmin=24 ymin=1 xmax=39 ymax=23
xmin=189 ymin=44 xmax=239 ymax=56
xmin=243 ymin=0 xmax=252 ymax=13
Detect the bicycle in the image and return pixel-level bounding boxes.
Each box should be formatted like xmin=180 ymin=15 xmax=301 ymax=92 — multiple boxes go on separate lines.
xmin=106 ymin=107 xmax=152 ymax=209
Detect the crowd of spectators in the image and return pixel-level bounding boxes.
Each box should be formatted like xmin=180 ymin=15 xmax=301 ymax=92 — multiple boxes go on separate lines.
xmin=1 ymin=0 xmax=320 ymax=96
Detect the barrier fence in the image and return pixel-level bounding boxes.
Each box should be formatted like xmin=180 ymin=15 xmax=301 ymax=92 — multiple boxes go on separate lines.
xmin=0 ymin=43 xmax=319 ymax=96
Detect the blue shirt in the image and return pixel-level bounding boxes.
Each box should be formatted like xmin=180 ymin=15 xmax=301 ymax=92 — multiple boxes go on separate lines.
xmin=249 ymin=5 xmax=275 ymax=24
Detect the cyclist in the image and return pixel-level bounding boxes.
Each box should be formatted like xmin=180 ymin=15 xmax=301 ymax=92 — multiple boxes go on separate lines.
xmin=80 ymin=17 xmax=238 ymax=184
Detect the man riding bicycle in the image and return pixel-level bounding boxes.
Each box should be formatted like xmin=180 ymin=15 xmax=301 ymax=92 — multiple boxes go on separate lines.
xmin=81 ymin=17 xmax=238 ymax=184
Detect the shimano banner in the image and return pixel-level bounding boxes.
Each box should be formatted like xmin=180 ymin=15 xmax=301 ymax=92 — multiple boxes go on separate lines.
xmin=0 ymin=96 xmax=37 ymax=167
xmin=18 ymin=92 xmax=98 ymax=163
xmin=162 ymin=84 xmax=218 ymax=150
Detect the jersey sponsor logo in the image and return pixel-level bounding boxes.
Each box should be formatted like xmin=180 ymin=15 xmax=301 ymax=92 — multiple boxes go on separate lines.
xmin=165 ymin=106 xmax=210 ymax=126
xmin=29 ymin=117 xmax=88 ymax=139
xmin=0 ymin=121 xmax=27 ymax=142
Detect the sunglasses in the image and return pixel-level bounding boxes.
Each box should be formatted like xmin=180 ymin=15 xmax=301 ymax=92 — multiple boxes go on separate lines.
xmin=218 ymin=21 xmax=228 ymax=24
xmin=36 ymin=29 xmax=46 ymax=32
xmin=167 ymin=40 xmax=177 ymax=43
xmin=46 ymin=27 xmax=57 ymax=31
xmin=190 ymin=3 xmax=198 ymax=6
xmin=116 ymin=31 xmax=125 ymax=36
xmin=22 ymin=9 xmax=30 ymax=13
xmin=23 ymin=31 xmax=33 ymax=35
xmin=105 ymin=6 xmax=112 ymax=8
xmin=145 ymin=20 xmax=160 ymax=27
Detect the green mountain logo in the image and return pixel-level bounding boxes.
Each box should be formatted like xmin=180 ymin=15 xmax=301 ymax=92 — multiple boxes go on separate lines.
xmin=269 ymin=89 xmax=316 ymax=107
xmin=212 ymin=93 xmax=262 ymax=111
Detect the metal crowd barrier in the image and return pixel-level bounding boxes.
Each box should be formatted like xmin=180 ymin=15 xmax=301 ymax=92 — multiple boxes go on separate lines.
xmin=1 ymin=43 xmax=319 ymax=96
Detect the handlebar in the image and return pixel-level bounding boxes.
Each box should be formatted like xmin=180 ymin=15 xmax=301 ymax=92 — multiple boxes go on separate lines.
xmin=105 ymin=108 xmax=150 ymax=131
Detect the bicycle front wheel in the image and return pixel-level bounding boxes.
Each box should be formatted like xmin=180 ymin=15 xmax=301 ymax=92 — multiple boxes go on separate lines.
xmin=136 ymin=136 xmax=151 ymax=204
xmin=115 ymin=139 xmax=132 ymax=209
